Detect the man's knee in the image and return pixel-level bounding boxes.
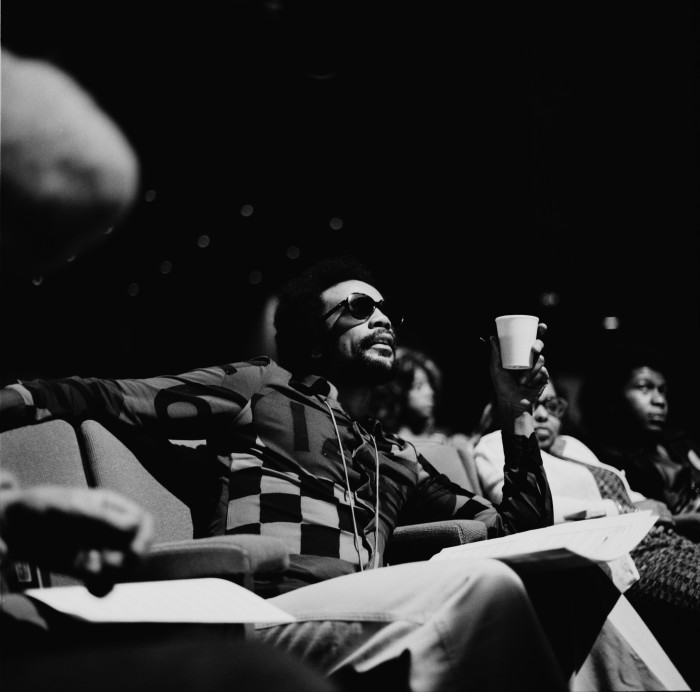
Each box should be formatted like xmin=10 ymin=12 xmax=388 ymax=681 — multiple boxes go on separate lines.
xmin=438 ymin=557 xmax=528 ymax=599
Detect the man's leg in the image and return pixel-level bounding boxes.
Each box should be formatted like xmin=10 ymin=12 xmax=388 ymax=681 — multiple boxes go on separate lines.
xmin=256 ymin=558 xmax=569 ymax=692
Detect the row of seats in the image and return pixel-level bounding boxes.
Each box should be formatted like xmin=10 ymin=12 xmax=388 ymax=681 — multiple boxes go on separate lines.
xmin=0 ymin=419 xmax=486 ymax=594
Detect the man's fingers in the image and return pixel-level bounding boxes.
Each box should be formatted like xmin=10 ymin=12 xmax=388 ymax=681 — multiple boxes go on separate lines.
xmin=7 ymin=485 xmax=154 ymax=583
xmin=520 ymin=365 xmax=549 ymax=397
xmin=83 ymin=488 xmax=155 ymax=554
xmin=84 ymin=571 xmax=115 ymax=598
xmin=76 ymin=548 xmax=130 ymax=597
xmin=129 ymin=510 xmax=154 ymax=555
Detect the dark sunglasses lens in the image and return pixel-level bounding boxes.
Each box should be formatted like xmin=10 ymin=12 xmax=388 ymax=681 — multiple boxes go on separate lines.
xmin=346 ymin=294 xmax=403 ymax=328
xmin=347 ymin=295 xmax=377 ymax=319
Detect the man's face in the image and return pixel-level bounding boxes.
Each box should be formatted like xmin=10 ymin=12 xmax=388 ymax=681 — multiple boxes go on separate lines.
xmin=318 ymin=280 xmax=396 ymax=385
xmin=533 ymin=382 xmax=564 ymax=452
xmin=623 ymin=366 xmax=668 ymax=433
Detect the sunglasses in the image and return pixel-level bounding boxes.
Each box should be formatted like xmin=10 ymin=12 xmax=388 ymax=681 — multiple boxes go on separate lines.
xmin=535 ymin=396 xmax=568 ymax=418
xmin=321 ymin=292 xmax=402 ymax=328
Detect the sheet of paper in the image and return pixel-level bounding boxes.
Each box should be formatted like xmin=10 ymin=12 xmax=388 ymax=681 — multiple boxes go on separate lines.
xmin=431 ymin=511 xmax=657 ymax=566
xmin=25 ymin=578 xmax=296 ymax=624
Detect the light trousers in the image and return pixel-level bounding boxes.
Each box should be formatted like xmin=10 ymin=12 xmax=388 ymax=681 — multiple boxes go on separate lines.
xmin=257 ymin=558 xmax=570 ymax=691
xmin=256 ymin=557 xmax=685 ymax=691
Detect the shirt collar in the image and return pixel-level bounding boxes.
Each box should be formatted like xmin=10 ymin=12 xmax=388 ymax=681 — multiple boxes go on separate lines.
xmin=289 ymin=373 xmax=338 ymax=400
xmin=289 ymin=374 xmax=398 ymax=447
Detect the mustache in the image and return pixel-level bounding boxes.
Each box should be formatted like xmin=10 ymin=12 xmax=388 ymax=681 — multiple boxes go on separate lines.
xmin=359 ymin=330 xmax=395 ymax=350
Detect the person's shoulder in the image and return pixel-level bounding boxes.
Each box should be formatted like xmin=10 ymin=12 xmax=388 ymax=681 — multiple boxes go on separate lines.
xmin=474 ymin=429 xmax=502 ymax=448
xmin=472 ymin=429 xmax=504 ymax=460
xmin=664 ymin=427 xmax=699 ymax=448
xmin=557 ymin=434 xmax=601 ymax=464
xmin=216 ymin=356 xmax=277 ymax=374
xmin=557 ymin=434 xmax=637 ymax=477
xmin=192 ymin=356 xmax=284 ymax=387
xmin=664 ymin=428 xmax=700 ymax=463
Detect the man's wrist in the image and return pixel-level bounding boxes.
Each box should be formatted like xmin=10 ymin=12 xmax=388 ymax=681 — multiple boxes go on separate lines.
xmin=497 ymin=403 xmax=534 ymax=437
xmin=501 ymin=430 xmax=540 ymax=466
xmin=0 ymin=386 xmax=33 ymax=430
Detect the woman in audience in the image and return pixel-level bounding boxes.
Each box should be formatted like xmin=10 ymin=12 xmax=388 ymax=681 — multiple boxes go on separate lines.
xmin=474 ymin=374 xmax=700 ymax=691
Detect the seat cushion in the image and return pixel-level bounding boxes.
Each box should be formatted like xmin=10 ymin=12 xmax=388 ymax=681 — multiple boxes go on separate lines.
xmin=80 ymin=420 xmax=193 ymax=543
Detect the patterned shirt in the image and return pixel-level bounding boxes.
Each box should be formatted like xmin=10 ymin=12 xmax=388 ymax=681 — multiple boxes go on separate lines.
xmin=14 ymin=357 xmax=552 ymax=594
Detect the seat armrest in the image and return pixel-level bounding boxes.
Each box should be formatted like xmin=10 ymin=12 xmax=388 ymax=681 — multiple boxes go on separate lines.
xmin=126 ymin=535 xmax=290 ymax=589
xmin=386 ymin=519 xmax=487 ymax=564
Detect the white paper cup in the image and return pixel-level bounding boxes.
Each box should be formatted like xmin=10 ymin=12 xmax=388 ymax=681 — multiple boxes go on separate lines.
xmin=495 ymin=315 xmax=539 ymax=370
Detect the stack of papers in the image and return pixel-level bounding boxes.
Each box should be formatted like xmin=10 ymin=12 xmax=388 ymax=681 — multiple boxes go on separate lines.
xmin=430 ymin=511 xmax=657 ymax=573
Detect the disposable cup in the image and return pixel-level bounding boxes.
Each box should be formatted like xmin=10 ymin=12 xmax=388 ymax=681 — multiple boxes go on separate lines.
xmin=495 ymin=315 xmax=539 ymax=370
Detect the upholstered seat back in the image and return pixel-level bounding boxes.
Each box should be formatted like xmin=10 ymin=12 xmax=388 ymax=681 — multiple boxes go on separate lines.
xmin=1 ymin=419 xmax=87 ymax=489
xmin=80 ymin=420 xmax=194 ymax=544
xmin=412 ymin=436 xmax=485 ymax=495
xmin=0 ymin=419 xmax=88 ymax=587
xmin=1 ymin=418 xmax=485 ymax=586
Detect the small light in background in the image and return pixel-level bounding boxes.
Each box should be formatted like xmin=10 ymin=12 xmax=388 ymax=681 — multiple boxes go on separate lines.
xmin=144 ymin=190 xmax=157 ymax=202
xmin=127 ymin=282 xmax=140 ymax=297
xmin=539 ymin=291 xmax=560 ymax=307
xmin=31 ymin=276 xmax=44 ymax=287
xmin=249 ymin=270 xmax=263 ymax=285
xmin=160 ymin=260 xmax=173 ymax=275
xmin=329 ymin=217 xmax=343 ymax=230
xmin=602 ymin=316 xmax=620 ymax=330
xmin=197 ymin=235 xmax=210 ymax=248
xmin=240 ymin=204 xmax=254 ymax=217
xmin=104 ymin=226 xmax=114 ymax=235
xmin=66 ymin=255 xmax=76 ymax=263
xmin=286 ymin=245 xmax=300 ymax=260
xmin=263 ymin=0 xmax=284 ymax=18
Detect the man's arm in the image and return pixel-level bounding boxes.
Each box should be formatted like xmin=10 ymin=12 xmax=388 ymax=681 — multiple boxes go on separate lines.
xmin=0 ymin=387 xmax=31 ymax=432
xmin=488 ymin=323 xmax=549 ymax=438
xmin=1 ymin=377 xmax=140 ymax=432
xmin=410 ymin=447 xmax=550 ymax=537
xmin=407 ymin=325 xmax=553 ymax=535
xmin=0 ymin=360 xmax=266 ymax=438
xmin=488 ymin=322 xmax=554 ymax=530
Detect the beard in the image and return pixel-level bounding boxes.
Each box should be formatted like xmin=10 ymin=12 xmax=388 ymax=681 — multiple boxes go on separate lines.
xmin=337 ymin=334 xmax=397 ymax=388
xmin=360 ymin=352 xmax=396 ymax=386
xmin=318 ymin=330 xmax=398 ymax=388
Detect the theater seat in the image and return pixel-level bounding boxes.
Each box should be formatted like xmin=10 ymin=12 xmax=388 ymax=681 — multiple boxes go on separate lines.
xmin=0 ymin=420 xmax=289 ymax=594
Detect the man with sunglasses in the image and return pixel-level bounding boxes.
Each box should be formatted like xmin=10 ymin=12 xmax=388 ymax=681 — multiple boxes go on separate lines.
xmin=1 ymin=255 xmax=637 ymax=691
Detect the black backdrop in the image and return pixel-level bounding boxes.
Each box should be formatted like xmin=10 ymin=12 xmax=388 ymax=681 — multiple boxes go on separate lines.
xmin=2 ymin=1 xmax=699 ymax=435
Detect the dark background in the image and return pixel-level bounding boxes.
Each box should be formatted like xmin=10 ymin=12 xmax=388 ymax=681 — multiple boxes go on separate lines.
xmin=2 ymin=1 xmax=698 ymax=435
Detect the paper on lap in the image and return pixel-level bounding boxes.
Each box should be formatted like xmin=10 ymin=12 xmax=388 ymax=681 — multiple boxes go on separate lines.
xmin=430 ymin=511 xmax=657 ymax=574
xmin=25 ymin=577 xmax=296 ymax=624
